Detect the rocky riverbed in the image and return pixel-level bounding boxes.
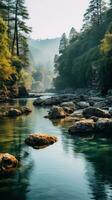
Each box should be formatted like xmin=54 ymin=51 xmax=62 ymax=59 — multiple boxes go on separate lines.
xmin=33 ymin=92 xmax=112 ymax=138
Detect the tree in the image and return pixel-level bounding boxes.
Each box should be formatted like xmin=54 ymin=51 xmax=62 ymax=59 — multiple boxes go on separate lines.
xmin=83 ymin=0 xmax=107 ymax=31
xmin=59 ymin=33 xmax=68 ymax=54
xmin=69 ymin=27 xmax=78 ymax=44
xmin=0 ymin=17 xmax=15 ymax=86
xmin=12 ymin=0 xmax=31 ymax=58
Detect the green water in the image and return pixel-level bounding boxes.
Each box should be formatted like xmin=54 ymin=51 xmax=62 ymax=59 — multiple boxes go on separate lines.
xmin=0 ymin=98 xmax=112 ymax=200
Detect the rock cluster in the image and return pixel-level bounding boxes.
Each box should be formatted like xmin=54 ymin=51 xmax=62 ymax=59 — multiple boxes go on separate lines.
xmin=41 ymin=94 xmax=112 ymax=138
xmin=0 ymin=107 xmax=32 ymax=117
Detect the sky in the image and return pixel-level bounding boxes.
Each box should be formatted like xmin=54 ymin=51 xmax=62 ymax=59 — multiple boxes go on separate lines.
xmin=26 ymin=0 xmax=90 ymax=39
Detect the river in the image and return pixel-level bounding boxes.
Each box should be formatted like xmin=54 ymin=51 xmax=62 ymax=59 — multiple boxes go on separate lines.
xmin=0 ymin=97 xmax=112 ymax=200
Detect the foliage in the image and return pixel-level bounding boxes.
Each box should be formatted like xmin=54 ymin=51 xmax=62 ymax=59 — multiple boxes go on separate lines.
xmin=54 ymin=0 xmax=112 ymax=92
xmin=0 ymin=17 xmax=15 ymax=85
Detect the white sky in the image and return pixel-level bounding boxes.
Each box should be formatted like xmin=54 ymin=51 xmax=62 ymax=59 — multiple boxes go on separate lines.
xmin=26 ymin=0 xmax=90 ymax=39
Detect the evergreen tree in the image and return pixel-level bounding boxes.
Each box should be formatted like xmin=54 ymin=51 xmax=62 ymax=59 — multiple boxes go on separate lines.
xmin=69 ymin=27 xmax=78 ymax=44
xmin=59 ymin=33 xmax=68 ymax=54
xmin=83 ymin=0 xmax=107 ymax=31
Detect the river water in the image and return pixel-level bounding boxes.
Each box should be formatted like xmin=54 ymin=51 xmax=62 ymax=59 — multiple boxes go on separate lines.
xmin=0 ymin=98 xmax=112 ymax=200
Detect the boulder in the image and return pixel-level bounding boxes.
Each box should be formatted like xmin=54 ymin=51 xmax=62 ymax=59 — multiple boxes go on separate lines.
xmin=77 ymin=101 xmax=90 ymax=109
xmin=61 ymin=101 xmax=75 ymax=108
xmin=6 ymin=108 xmax=22 ymax=117
xmin=48 ymin=106 xmax=67 ymax=119
xmin=63 ymin=106 xmax=74 ymax=114
xmin=69 ymin=119 xmax=95 ymax=136
xmin=83 ymin=107 xmax=111 ymax=118
xmin=21 ymin=107 xmax=32 ymax=115
xmin=0 ymin=153 xmax=18 ymax=174
xmin=71 ymin=109 xmax=83 ymax=118
xmin=33 ymin=98 xmax=44 ymax=106
xmin=25 ymin=133 xmax=57 ymax=149
xmin=95 ymin=118 xmax=112 ymax=134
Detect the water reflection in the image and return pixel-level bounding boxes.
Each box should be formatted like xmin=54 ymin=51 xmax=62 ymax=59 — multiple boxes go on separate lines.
xmin=60 ymin=125 xmax=112 ymax=200
xmin=0 ymin=99 xmax=112 ymax=200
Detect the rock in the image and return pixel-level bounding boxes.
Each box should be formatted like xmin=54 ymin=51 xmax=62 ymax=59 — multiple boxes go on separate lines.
xmin=33 ymin=98 xmax=44 ymax=106
xmin=63 ymin=107 xmax=74 ymax=114
xmin=0 ymin=153 xmax=18 ymax=174
xmin=48 ymin=106 xmax=67 ymax=119
xmin=71 ymin=109 xmax=83 ymax=118
xmin=77 ymin=101 xmax=90 ymax=109
xmin=18 ymin=86 xmax=29 ymax=98
xmin=69 ymin=119 xmax=95 ymax=136
xmin=21 ymin=107 xmax=32 ymax=115
xmin=109 ymin=107 xmax=112 ymax=116
xmin=61 ymin=101 xmax=75 ymax=108
xmin=25 ymin=133 xmax=57 ymax=149
xmin=95 ymin=118 xmax=112 ymax=134
xmin=83 ymin=107 xmax=111 ymax=118
xmin=6 ymin=108 xmax=22 ymax=117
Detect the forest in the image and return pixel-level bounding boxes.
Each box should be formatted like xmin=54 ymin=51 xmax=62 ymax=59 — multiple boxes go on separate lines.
xmin=54 ymin=0 xmax=112 ymax=95
xmin=0 ymin=0 xmax=33 ymax=98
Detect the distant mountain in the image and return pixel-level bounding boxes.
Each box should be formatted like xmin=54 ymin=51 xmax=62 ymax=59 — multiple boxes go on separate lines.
xmin=29 ymin=38 xmax=60 ymax=69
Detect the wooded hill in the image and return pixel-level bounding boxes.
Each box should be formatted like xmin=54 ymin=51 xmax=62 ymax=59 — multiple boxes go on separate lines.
xmin=54 ymin=0 xmax=112 ymax=95
xmin=0 ymin=0 xmax=31 ymax=94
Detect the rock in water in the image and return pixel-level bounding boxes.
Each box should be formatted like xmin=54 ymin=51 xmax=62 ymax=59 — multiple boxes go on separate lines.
xmin=25 ymin=134 xmax=58 ymax=149
xmin=0 ymin=153 xmax=18 ymax=174
xmin=69 ymin=119 xmax=95 ymax=136
xmin=6 ymin=108 xmax=22 ymax=117
xmin=95 ymin=118 xmax=112 ymax=134
xmin=83 ymin=107 xmax=111 ymax=118
xmin=48 ymin=106 xmax=67 ymax=119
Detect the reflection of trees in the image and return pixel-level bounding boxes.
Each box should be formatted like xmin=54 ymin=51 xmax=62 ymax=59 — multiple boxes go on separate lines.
xmin=60 ymin=126 xmax=112 ymax=200
xmin=0 ymin=116 xmax=34 ymax=200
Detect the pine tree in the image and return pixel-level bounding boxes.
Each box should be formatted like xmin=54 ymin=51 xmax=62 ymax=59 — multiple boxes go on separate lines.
xmin=59 ymin=33 xmax=68 ymax=54
xmin=69 ymin=27 xmax=78 ymax=44
xmin=12 ymin=0 xmax=31 ymax=58
xmin=83 ymin=0 xmax=107 ymax=31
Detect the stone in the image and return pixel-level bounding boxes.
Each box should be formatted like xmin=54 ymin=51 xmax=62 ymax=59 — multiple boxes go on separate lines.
xmin=95 ymin=118 xmax=112 ymax=133
xmin=63 ymin=106 xmax=74 ymax=114
xmin=6 ymin=108 xmax=22 ymax=117
xmin=77 ymin=101 xmax=90 ymax=109
xmin=33 ymin=98 xmax=44 ymax=106
xmin=83 ymin=107 xmax=111 ymax=118
xmin=71 ymin=109 xmax=83 ymax=118
xmin=21 ymin=107 xmax=32 ymax=115
xmin=0 ymin=153 xmax=18 ymax=174
xmin=61 ymin=101 xmax=75 ymax=108
xmin=69 ymin=119 xmax=95 ymax=136
xmin=25 ymin=133 xmax=57 ymax=149
xmin=48 ymin=106 xmax=67 ymax=119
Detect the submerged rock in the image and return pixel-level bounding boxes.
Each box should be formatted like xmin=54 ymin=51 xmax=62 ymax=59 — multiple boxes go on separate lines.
xmin=0 ymin=153 xmax=18 ymax=174
xmin=48 ymin=106 xmax=67 ymax=119
xmin=69 ymin=119 xmax=95 ymax=136
xmin=83 ymin=107 xmax=111 ymax=118
xmin=25 ymin=134 xmax=58 ymax=149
